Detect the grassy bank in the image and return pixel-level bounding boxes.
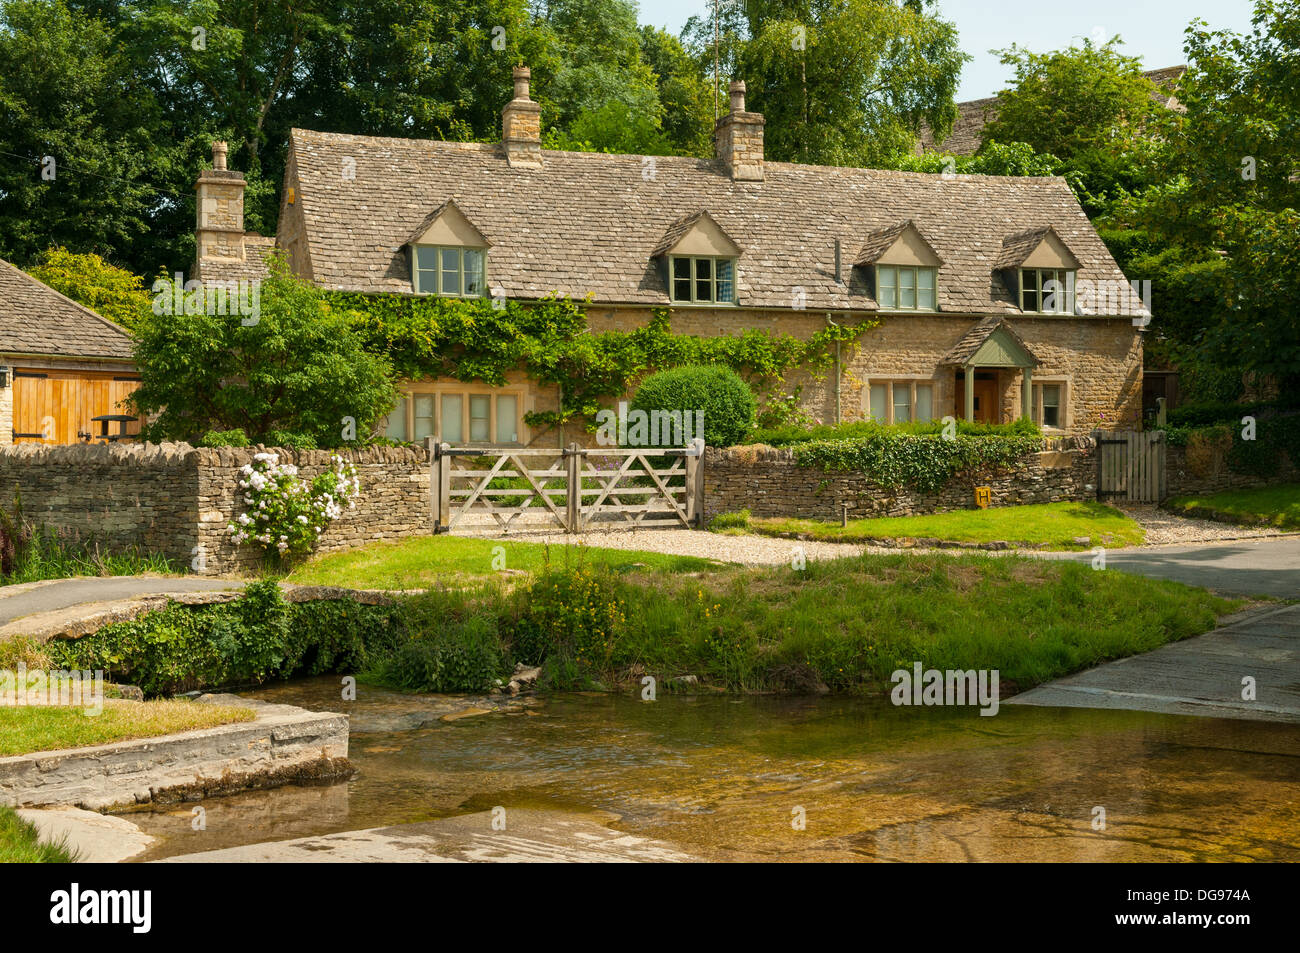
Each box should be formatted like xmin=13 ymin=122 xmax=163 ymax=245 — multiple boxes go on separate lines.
xmin=0 ymin=807 xmax=76 ymax=863
xmin=712 ymin=501 xmax=1145 ymax=550
xmin=1164 ymin=484 xmax=1300 ymax=530
xmin=51 ymin=553 xmax=1236 ymax=699
xmin=0 ymin=700 xmax=255 ymax=756
xmin=286 ymin=535 xmax=722 ymax=589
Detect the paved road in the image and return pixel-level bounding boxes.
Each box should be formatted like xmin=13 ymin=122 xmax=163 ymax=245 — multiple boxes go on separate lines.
xmin=1040 ymin=536 xmax=1300 ymax=598
xmin=0 ymin=576 xmax=242 ymax=626
xmin=1011 ymin=603 xmax=1300 ymax=723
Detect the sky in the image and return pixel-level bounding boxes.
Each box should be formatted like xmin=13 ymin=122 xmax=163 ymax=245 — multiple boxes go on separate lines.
xmin=636 ymin=0 xmax=1260 ymax=100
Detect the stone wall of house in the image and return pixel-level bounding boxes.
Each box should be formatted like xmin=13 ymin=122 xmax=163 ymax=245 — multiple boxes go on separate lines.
xmin=702 ymin=437 xmax=1096 ymax=522
xmin=0 ymin=443 xmax=431 ymax=576
xmin=580 ymin=306 xmax=1143 ymax=437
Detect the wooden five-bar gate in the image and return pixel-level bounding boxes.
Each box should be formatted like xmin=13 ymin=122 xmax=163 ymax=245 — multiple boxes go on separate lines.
xmin=1095 ymin=430 xmax=1166 ymax=503
xmin=427 ymin=439 xmax=706 ymax=533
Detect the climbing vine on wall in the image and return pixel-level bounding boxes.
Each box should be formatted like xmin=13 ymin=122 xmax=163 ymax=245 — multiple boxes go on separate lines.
xmin=792 ymin=433 xmax=1046 ymax=492
xmin=324 ymin=292 xmax=874 ymax=430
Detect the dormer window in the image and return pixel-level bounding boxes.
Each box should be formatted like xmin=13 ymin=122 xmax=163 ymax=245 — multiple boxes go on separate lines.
xmin=670 ymin=255 xmax=736 ymax=304
xmin=414 ymin=245 xmax=486 ymax=297
xmin=1020 ymin=268 xmax=1075 ymax=314
xmin=876 ymin=265 xmax=937 ymax=311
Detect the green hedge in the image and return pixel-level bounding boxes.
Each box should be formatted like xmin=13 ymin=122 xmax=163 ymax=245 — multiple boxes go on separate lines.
xmin=790 ymin=432 xmax=1044 ymax=492
xmin=630 ymin=364 xmax=756 ymax=448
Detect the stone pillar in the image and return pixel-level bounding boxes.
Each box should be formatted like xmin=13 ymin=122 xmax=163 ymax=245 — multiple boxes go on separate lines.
xmin=714 ymin=81 xmax=765 ymax=181
xmin=1022 ymin=367 xmax=1033 ymax=421
xmin=502 ymin=66 xmax=542 ymax=169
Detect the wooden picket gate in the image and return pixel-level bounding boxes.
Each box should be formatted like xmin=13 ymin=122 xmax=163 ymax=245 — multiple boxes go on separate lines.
xmin=1095 ymin=430 xmax=1166 ymax=503
xmin=427 ymin=439 xmax=706 ymax=533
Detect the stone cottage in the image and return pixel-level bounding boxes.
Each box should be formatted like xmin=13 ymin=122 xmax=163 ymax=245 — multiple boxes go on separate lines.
xmin=195 ymin=65 xmax=1149 ymax=447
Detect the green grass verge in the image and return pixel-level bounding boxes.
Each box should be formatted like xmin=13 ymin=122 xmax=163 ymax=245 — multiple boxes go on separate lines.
xmin=0 ymin=700 xmax=255 ymax=756
xmin=57 ymin=554 xmax=1237 ymax=698
xmin=286 ymin=535 xmax=723 ymax=589
xmin=712 ymin=501 xmax=1145 ymax=550
xmin=0 ymin=806 xmax=77 ymax=863
xmin=1164 ymin=483 xmax=1300 ymax=530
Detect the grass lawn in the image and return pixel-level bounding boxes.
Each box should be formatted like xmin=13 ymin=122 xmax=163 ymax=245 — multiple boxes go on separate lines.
xmin=544 ymin=551 xmax=1237 ymax=693
xmin=287 ymin=534 xmax=723 ymax=589
xmin=1164 ymin=483 xmax=1300 ymax=530
xmin=0 ymin=699 xmax=255 ymax=757
xmin=0 ymin=806 xmax=76 ymax=863
xmin=713 ymin=501 xmax=1145 ymax=550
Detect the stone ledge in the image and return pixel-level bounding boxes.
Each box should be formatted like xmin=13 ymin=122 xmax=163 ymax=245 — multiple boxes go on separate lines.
xmin=0 ymin=694 xmax=350 ymax=811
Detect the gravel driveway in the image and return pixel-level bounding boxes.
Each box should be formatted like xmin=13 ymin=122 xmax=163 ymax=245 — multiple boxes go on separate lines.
xmin=1114 ymin=504 xmax=1291 ymax=545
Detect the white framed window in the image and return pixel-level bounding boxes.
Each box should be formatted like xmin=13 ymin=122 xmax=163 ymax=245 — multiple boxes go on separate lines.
xmin=1031 ymin=380 xmax=1069 ymax=429
xmin=670 ymin=255 xmax=736 ymax=304
xmin=381 ymin=387 xmax=523 ymax=445
xmin=866 ymin=379 xmax=935 ymax=424
xmin=413 ymin=245 xmax=486 ymax=297
xmin=1019 ymin=268 xmax=1075 ymax=314
xmin=876 ymin=265 xmax=938 ymax=311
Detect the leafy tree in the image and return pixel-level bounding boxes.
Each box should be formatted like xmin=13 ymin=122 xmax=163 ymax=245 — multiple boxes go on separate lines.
xmin=684 ymin=0 xmax=966 ymax=167
xmin=0 ymin=0 xmax=176 ymax=268
xmin=638 ymin=25 xmax=714 ymax=157
xmin=129 ymin=260 xmax=399 ymax=446
xmin=26 ymin=247 xmax=150 ymax=330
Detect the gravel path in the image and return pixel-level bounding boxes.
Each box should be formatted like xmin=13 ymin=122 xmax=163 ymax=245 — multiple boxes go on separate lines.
xmin=1114 ymin=504 xmax=1292 ymax=546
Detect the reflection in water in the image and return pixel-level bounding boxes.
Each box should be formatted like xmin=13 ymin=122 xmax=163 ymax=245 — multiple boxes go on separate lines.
xmin=129 ymin=677 xmax=1300 ymax=861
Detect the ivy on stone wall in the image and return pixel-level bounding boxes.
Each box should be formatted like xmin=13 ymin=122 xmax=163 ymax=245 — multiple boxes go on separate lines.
xmin=324 ymin=292 xmax=873 ymax=430
xmin=791 ymin=434 xmax=1046 ymax=492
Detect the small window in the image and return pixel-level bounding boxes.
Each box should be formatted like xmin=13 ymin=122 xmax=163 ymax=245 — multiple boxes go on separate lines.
xmin=915 ymin=384 xmax=934 ymax=422
xmin=876 ymin=265 xmax=937 ymax=311
xmin=668 ymin=256 xmax=736 ymax=304
xmin=869 ymin=383 xmax=888 ymax=423
xmin=496 ymin=395 xmax=519 ymax=443
xmin=1020 ymin=269 xmax=1075 ymax=313
xmin=866 ymin=380 xmax=934 ymax=424
xmin=441 ymin=394 xmax=463 ymax=443
xmin=384 ymin=397 xmax=409 ymax=441
xmin=469 ymin=395 xmax=491 ymax=442
xmin=413 ymin=245 xmax=487 ymax=297
xmin=1036 ymin=383 xmax=1063 ymax=428
xmin=413 ymin=395 xmax=436 ymax=441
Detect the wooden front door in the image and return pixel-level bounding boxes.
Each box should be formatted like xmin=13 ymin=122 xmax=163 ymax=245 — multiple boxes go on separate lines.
xmin=12 ymin=370 xmax=141 ymax=444
xmin=955 ymin=372 xmax=1001 ymax=424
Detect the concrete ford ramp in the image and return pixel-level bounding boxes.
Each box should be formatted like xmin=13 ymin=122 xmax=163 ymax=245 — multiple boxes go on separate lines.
xmin=1010 ymin=603 xmax=1300 ymax=723
xmin=158 ymin=809 xmax=696 ymax=863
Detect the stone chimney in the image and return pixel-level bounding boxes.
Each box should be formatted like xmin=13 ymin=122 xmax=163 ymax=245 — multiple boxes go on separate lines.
xmin=194 ymin=141 xmax=248 ymax=278
xmin=502 ymin=66 xmax=542 ymax=169
xmin=715 ymin=81 xmax=765 ymax=181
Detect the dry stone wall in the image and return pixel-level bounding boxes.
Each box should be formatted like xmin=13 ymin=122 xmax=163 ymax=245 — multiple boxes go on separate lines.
xmin=703 ymin=437 xmax=1096 ymax=521
xmin=0 ymin=443 xmax=431 ymax=576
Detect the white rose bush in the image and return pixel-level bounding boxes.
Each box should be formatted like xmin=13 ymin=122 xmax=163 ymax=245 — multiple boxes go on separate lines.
xmin=228 ymin=453 xmax=361 ymax=560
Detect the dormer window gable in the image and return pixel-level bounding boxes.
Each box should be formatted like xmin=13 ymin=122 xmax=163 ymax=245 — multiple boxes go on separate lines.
xmin=995 ymin=226 xmax=1082 ymax=314
xmin=855 ymin=220 xmax=943 ymax=312
xmin=407 ymin=199 xmax=490 ymax=297
xmin=652 ymin=210 xmax=742 ymax=305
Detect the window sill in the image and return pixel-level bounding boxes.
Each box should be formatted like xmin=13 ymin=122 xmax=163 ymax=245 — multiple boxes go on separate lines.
xmin=668 ymin=300 xmax=737 ymax=308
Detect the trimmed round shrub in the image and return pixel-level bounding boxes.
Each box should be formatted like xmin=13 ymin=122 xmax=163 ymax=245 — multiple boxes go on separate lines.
xmin=629 ymin=365 xmax=756 ymax=449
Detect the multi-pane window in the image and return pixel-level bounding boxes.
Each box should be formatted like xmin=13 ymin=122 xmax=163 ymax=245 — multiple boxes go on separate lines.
xmin=382 ymin=390 xmax=521 ymax=444
xmin=670 ymin=256 xmax=736 ymax=304
xmin=876 ymin=265 xmax=938 ymax=311
xmin=868 ymin=380 xmax=935 ymax=424
xmin=1033 ymin=382 xmax=1064 ymax=429
xmin=1019 ymin=268 xmax=1075 ymax=313
xmin=413 ymin=246 xmax=486 ymax=297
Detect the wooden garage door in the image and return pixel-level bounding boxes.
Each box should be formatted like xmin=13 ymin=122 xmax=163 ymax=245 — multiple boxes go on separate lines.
xmin=12 ymin=370 xmax=141 ymax=445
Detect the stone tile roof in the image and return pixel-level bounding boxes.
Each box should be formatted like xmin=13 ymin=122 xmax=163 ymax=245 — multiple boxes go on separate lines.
xmin=284 ymin=127 xmax=1143 ymax=316
xmin=942 ymin=315 xmax=1039 ymax=366
xmin=919 ymin=67 xmax=1187 ymax=155
xmin=854 ymin=219 xmax=944 ymax=266
xmin=992 ymin=225 xmax=1079 ymax=269
xmin=0 ymin=258 xmax=135 ymax=360
xmin=649 ymin=210 xmax=741 ymax=257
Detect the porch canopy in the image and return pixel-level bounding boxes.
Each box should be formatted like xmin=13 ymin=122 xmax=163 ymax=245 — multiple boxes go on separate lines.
xmin=941 ymin=316 xmax=1040 ymax=422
